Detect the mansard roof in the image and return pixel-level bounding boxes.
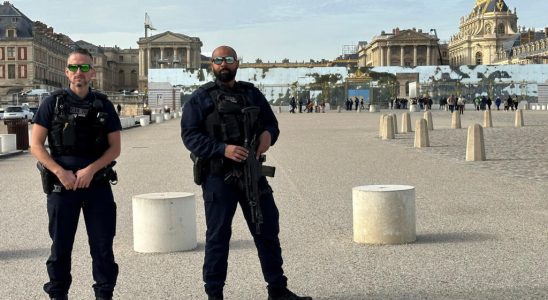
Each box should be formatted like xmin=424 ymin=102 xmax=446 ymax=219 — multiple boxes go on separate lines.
xmin=474 ymin=0 xmax=510 ymax=14
xmin=0 ymin=1 xmax=33 ymax=38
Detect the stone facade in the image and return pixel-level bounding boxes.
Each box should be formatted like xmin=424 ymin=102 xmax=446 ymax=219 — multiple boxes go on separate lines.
xmin=358 ymin=28 xmax=448 ymax=67
xmin=448 ymin=0 xmax=519 ymax=65
xmin=0 ymin=2 xmax=72 ymax=101
xmin=137 ymin=31 xmax=202 ymax=91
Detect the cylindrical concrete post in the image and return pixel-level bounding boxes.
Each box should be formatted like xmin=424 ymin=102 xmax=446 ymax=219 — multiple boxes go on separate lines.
xmin=353 ymin=185 xmax=416 ymax=244
xmin=401 ymin=112 xmax=412 ymax=133
xmin=0 ymin=134 xmax=17 ymax=153
xmin=414 ymin=119 xmax=429 ymax=148
xmin=514 ymin=109 xmax=524 ymax=127
xmin=132 ymin=192 xmax=197 ymax=253
xmin=369 ymin=104 xmax=379 ymax=112
xmin=337 ymin=105 xmax=341 ymax=113
xmin=382 ymin=115 xmax=395 ymax=140
xmin=466 ymin=124 xmax=486 ymax=161
xmin=155 ymin=115 xmax=163 ymax=124
xmin=163 ymin=113 xmax=170 ymax=121
xmin=451 ymin=111 xmax=461 ymax=129
xmin=483 ymin=110 xmax=493 ymax=128
xmin=278 ymin=106 xmax=282 ymax=113
xmin=379 ymin=114 xmax=387 ymax=137
xmin=139 ymin=117 xmax=149 ymax=127
xmin=409 ymin=104 xmax=418 ymax=112
xmin=390 ymin=113 xmax=398 ymax=134
xmin=423 ymin=111 xmax=433 ymax=130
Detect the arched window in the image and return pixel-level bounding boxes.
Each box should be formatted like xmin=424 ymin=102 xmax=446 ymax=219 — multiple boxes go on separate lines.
xmin=119 ymin=70 xmax=125 ymax=86
xmin=475 ymin=52 xmax=483 ymax=65
xmin=497 ymin=24 xmax=505 ymax=35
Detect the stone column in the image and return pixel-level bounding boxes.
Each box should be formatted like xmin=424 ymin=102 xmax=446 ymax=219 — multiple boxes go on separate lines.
xmin=160 ymin=47 xmax=164 ymax=61
xmin=387 ymin=46 xmax=391 ymax=66
xmin=400 ymin=46 xmax=405 ymax=66
xmin=174 ymin=47 xmax=178 ymax=67
xmin=186 ymin=47 xmax=191 ymax=68
xmin=426 ymin=46 xmax=431 ymax=65
xmin=413 ymin=46 xmax=417 ymax=66
xmin=380 ymin=46 xmax=384 ymax=67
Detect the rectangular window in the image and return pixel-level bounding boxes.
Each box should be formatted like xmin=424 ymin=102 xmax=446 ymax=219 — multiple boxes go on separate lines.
xmin=0 ymin=65 xmax=5 ymax=78
xmin=7 ymin=29 xmax=15 ymax=38
xmin=119 ymin=55 xmax=124 ymax=62
xmin=19 ymin=65 xmax=27 ymax=78
xmin=0 ymin=47 xmax=4 ymax=60
xmin=18 ymin=47 xmax=27 ymax=60
xmin=7 ymin=47 xmax=15 ymax=59
xmin=8 ymin=64 xmax=15 ymax=79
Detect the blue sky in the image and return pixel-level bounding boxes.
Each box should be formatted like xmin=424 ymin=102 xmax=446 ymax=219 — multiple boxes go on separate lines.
xmin=11 ymin=0 xmax=547 ymax=62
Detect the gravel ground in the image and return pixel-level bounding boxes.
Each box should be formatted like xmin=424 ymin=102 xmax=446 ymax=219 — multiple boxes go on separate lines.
xmin=0 ymin=108 xmax=546 ymax=300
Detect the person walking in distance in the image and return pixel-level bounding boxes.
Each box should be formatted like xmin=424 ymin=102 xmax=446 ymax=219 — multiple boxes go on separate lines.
xmin=181 ymin=45 xmax=312 ymax=300
xmin=30 ymin=48 xmax=121 ymax=300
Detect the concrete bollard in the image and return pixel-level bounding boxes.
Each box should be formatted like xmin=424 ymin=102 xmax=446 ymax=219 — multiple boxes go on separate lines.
xmin=352 ymin=185 xmax=416 ymax=244
xmin=139 ymin=117 xmax=149 ymax=127
xmin=0 ymin=134 xmax=17 ymax=153
xmin=466 ymin=124 xmax=486 ymax=161
xmin=337 ymin=105 xmax=341 ymax=113
xmin=514 ymin=109 xmax=524 ymax=127
xmin=451 ymin=111 xmax=461 ymax=129
xmin=382 ymin=115 xmax=395 ymax=140
xmin=132 ymin=192 xmax=197 ymax=253
xmin=277 ymin=106 xmax=282 ymax=113
xmin=423 ymin=111 xmax=433 ymax=130
xmin=483 ymin=110 xmax=493 ymax=127
xmin=414 ymin=119 xmax=429 ymax=148
xmin=379 ymin=114 xmax=387 ymax=137
xmin=390 ymin=113 xmax=398 ymax=134
xmin=369 ymin=104 xmax=379 ymax=112
xmin=163 ymin=113 xmax=170 ymax=121
xmin=409 ymin=104 xmax=418 ymax=112
xmin=155 ymin=115 xmax=163 ymax=124
xmin=401 ymin=112 xmax=412 ymax=133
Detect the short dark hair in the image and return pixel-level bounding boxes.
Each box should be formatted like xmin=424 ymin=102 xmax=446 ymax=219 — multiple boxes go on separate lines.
xmin=69 ymin=48 xmax=93 ymax=61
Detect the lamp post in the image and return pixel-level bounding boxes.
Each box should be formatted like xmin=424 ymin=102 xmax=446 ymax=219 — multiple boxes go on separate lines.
xmin=429 ymin=29 xmax=444 ymax=65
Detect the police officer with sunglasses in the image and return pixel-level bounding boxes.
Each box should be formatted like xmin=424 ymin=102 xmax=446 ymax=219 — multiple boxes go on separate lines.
xmin=31 ymin=48 xmax=122 ymax=300
xmin=182 ymin=45 xmax=312 ymax=300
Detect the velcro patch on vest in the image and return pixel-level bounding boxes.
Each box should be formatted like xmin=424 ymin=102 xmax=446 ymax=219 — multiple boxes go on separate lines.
xmin=69 ymin=106 xmax=89 ymax=117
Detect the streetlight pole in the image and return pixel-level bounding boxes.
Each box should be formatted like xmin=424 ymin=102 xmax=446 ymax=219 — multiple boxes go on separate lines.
xmin=429 ymin=29 xmax=444 ymax=65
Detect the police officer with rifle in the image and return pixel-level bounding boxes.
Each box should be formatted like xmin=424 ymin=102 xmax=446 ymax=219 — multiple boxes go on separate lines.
xmin=31 ymin=48 xmax=121 ymax=300
xmin=181 ymin=45 xmax=311 ymax=300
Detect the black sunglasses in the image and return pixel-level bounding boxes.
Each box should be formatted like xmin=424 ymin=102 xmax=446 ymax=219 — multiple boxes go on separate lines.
xmin=212 ymin=56 xmax=236 ymax=65
xmin=67 ymin=64 xmax=92 ymax=72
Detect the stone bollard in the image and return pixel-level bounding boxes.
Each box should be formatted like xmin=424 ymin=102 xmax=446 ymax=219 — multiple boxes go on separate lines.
xmin=278 ymin=106 xmax=282 ymax=113
xmin=379 ymin=114 xmax=387 ymax=137
xmin=390 ymin=113 xmax=398 ymax=134
xmin=423 ymin=111 xmax=433 ymax=130
xmin=409 ymin=104 xmax=418 ymax=112
xmin=483 ymin=110 xmax=493 ymax=127
xmin=466 ymin=124 xmax=485 ymax=161
xmin=0 ymin=134 xmax=17 ymax=153
xmin=132 ymin=192 xmax=197 ymax=253
xmin=401 ymin=112 xmax=412 ymax=133
xmin=514 ymin=109 xmax=524 ymax=127
xmin=163 ymin=113 xmax=170 ymax=121
xmin=369 ymin=104 xmax=379 ymax=112
xmin=357 ymin=107 xmax=361 ymax=113
xmin=382 ymin=115 xmax=395 ymax=140
xmin=139 ymin=117 xmax=149 ymax=127
xmin=337 ymin=105 xmax=341 ymax=113
xmin=155 ymin=114 xmax=163 ymax=124
xmin=414 ymin=119 xmax=429 ymax=148
xmin=352 ymin=185 xmax=416 ymax=244
xmin=451 ymin=111 xmax=461 ymax=129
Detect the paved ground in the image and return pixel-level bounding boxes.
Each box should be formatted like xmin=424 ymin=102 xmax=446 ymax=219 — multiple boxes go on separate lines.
xmin=1 ymin=108 xmax=547 ymax=300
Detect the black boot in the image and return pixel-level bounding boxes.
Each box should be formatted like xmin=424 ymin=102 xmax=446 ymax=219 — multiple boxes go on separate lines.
xmin=50 ymin=296 xmax=68 ymax=300
xmin=208 ymin=296 xmax=223 ymax=300
xmin=267 ymin=287 xmax=312 ymax=300
xmin=96 ymin=297 xmax=112 ymax=300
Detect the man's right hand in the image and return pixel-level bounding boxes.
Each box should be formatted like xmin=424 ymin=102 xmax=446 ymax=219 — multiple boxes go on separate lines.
xmin=55 ymin=169 xmax=77 ymax=190
xmin=224 ymin=144 xmax=249 ymax=163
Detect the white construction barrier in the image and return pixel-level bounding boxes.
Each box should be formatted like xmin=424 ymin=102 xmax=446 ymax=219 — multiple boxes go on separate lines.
xmin=132 ymin=192 xmax=197 ymax=253
xmin=353 ymin=185 xmax=416 ymax=244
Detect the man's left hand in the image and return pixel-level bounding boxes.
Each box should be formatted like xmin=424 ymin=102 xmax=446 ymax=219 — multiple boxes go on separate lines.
xmin=73 ymin=167 xmax=95 ymax=190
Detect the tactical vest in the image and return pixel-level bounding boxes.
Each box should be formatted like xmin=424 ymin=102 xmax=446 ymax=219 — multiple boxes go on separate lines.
xmin=48 ymin=89 xmax=110 ymax=158
xmin=201 ymin=81 xmax=260 ymax=146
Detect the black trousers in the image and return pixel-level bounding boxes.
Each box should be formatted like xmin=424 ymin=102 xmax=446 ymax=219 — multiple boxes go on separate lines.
xmin=44 ymin=184 xmax=118 ymax=298
xmin=201 ymin=175 xmax=287 ymax=297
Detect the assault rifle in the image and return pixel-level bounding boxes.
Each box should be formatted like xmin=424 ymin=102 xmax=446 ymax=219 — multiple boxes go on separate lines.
xmin=241 ymin=106 xmax=275 ymax=234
